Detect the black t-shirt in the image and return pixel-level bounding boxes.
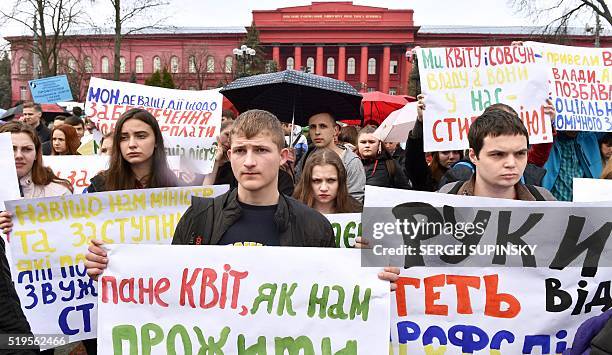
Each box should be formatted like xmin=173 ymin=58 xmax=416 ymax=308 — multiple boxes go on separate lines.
xmin=217 ymin=202 xmax=281 ymax=246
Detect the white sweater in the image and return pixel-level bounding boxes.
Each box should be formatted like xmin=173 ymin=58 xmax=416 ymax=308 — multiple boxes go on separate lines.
xmin=19 ymin=173 xmax=72 ymax=199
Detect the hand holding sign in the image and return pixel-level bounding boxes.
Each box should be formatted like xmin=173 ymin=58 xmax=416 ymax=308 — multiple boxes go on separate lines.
xmin=417 ymin=93 xmax=425 ymax=122
xmin=0 ymin=211 xmax=13 ymax=234
xmin=85 ymin=239 xmax=107 ymax=281
xmin=354 ymin=236 xmax=401 ymax=291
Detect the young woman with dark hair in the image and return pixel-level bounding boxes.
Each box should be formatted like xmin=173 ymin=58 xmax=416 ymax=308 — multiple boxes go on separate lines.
xmin=294 ymin=148 xmax=362 ymax=213
xmin=51 ymin=124 xmax=81 ymax=155
xmin=0 ymin=121 xmax=72 ymax=197
xmin=602 ymin=158 xmax=612 ymax=179
xmin=0 ymin=121 xmax=73 ymax=354
xmin=87 ymin=108 xmax=178 ymax=192
xmin=429 ymin=150 xmax=464 ymax=183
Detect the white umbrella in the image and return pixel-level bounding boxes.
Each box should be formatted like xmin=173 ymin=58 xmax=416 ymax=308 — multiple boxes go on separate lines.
xmin=373 ymin=101 xmax=418 ymax=142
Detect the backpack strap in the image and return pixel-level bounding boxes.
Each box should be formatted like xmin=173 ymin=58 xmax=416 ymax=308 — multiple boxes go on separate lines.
xmin=447 ymin=181 xmax=465 ymax=195
xmin=454 ymin=161 xmax=475 ymax=172
xmin=524 ymin=184 xmax=545 ymax=201
xmin=291 ymin=134 xmax=301 ymax=147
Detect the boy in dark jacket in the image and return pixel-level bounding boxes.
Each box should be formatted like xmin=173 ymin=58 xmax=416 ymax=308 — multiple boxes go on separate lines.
xmin=85 ymin=110 xmax=399 ymax=285
xmin=438 ymin=109 xmax=556 ymax=201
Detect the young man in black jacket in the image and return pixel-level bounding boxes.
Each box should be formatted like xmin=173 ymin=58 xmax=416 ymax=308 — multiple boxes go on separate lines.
xmin=171 ymin=109 xmax=335 ymax=247
xmin=86 ymin=110 xmax=399 ymax=286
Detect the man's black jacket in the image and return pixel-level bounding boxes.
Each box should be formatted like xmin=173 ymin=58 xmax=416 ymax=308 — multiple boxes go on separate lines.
xmin=171 ymin=189 xmax=336 ymax=247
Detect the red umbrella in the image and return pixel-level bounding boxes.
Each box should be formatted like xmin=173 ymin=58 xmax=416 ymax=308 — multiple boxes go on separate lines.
xmin=222 ymin=96 xmax=239 ymax=117
xmin=361 ymin=91 xmax=409 ymax=126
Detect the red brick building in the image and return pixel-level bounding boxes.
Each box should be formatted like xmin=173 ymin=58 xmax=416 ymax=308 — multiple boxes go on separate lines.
xmin=6 ymin=1 xmax=610 ymax=105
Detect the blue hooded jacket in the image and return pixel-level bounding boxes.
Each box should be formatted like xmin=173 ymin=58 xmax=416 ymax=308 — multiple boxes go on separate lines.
xmin=542 ymin=132 xmax=604 ymax=191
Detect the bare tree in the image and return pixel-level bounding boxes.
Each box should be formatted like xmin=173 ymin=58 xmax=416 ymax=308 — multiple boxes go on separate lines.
xmin=217 ymin=57 xmax=236 ymax=87
xmin=184 ymin=44 xmax=212 ymax=90
xmin=512 ymin=0 xmax=611 ymax=36
xmin=57 ymin=39 xmax=96 ymax=101
xmin=1 ymin=0 xmax=87 ymax=77
xmin=108 ymin=0 xmax=169 ymax=81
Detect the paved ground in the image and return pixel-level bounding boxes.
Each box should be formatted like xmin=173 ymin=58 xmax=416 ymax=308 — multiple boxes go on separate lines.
xmin=47 ymin=342 xmax=86 ymax=354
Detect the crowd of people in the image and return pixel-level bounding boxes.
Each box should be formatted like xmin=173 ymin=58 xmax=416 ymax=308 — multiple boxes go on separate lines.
xmin=0 ymin=65 xmax=610 ymax=355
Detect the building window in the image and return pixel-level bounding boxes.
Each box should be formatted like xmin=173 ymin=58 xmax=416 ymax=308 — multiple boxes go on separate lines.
xmin=101 ymin=56 xmax=109 ymax=73
xmin=306 ymin=57 xmax=314 ymax=73
xmin=206 ymin=56 xmax=215 ymax=73
xmin=20 ymin=86 xmax=28 ymax=100
xmin=188 ymin=56 xmax=196 ymax=73
xmin=120 ymin=56 xmax=126 ymax=73
xmin=171 ymin=56 xmax=179 ymax=73
xmin=286 ymin=57 xmax=294 ymax=70
xmin=326 ymin=57 xmax=335 ymax=74
xmin=347 ymin=57 xmax=355 ymax=75
xmin=153 ymin=56 xmax=161 ymax=72
xmin=33 ymin=59 xmax=41 ymax=76
xmin=67 ymin=58 xmax=77 ymax=73
xmin=19 ymin=58 xmax=28 ymax=74
xmin=224 ymin=56 xmax=233 ymax=73
xmin=367 ymin=87 xmax=376 ymax=92
xmin=368 ymin=58 xmax=376 ymax=75
xmin=84 ymin=57 xmax=93 ymax=73
xmin=389 ymin=88 xmax=397 ymax=95
xmin=390 ymin=60 xmax=398 ymax=75
xmin=135 ymin=56 xmax=144 ymax=73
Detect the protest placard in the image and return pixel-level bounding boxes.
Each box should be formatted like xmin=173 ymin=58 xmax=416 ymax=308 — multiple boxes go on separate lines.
xmin=28 ymin=75 xmax=73 ymax=103
xmin=43 ymin=155 xmax=200 ymax=192
xmin=0 ymin=132 xmax=20 ymax=267
xmin=163 ymin=135 xmax=218 ymax=175
xmin=43 ymin=155 xmax=109 ymax=193
xmin=325 ymin=213 xmax=361 ymax=248
xmin=526 ymin=42 xmax=611 ymax=132
xmin=389 ymin=266 xmax=612 ymax=354
xmin=98 ymin=245 xmax=390 ymax=354
xmin=5 ymin=185 xmax=228 ymax=347
xmin=362 ymin=186 xmax=612 ymax=354
xmin=85 ymin=77 xmax=222 ymax=174
xmin=0 ymin=132 xmax=20 ymax=210
xmin=417 ymin=46 xmax=552 ymax=151
xmin=573 ymin=177 xmax=612 ymax=202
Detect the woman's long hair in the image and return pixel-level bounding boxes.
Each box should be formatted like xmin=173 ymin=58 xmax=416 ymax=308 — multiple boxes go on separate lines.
xmin=104 ymin=108 xmax=177 ymax=191
xmin=602 ymin=158 xmax=612 ymax=179
xmin=0 ymin=121 xmax=72 ymax=192
xmin=51 ymin=124 xmax=80 ymax=155
xmin=293 ymin=148 xmax=362 ymax=213
xmin=430 ymin=150 xmax=465 ymax=183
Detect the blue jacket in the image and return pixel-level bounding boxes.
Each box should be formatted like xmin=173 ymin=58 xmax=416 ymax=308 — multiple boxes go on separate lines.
xmin=542 ymin=132 xmax=604 ymax=191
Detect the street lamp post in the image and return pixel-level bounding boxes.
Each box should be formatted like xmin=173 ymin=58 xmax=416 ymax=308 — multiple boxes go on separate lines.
xmin=232 ymin=45 xmax=256 ymax=77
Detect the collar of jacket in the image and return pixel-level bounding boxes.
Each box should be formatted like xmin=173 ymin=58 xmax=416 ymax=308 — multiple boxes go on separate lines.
xmin=210 ymin=188 xmax=294 ymax=245
xmin=457 ymin=176 xmax=537 ymax=201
